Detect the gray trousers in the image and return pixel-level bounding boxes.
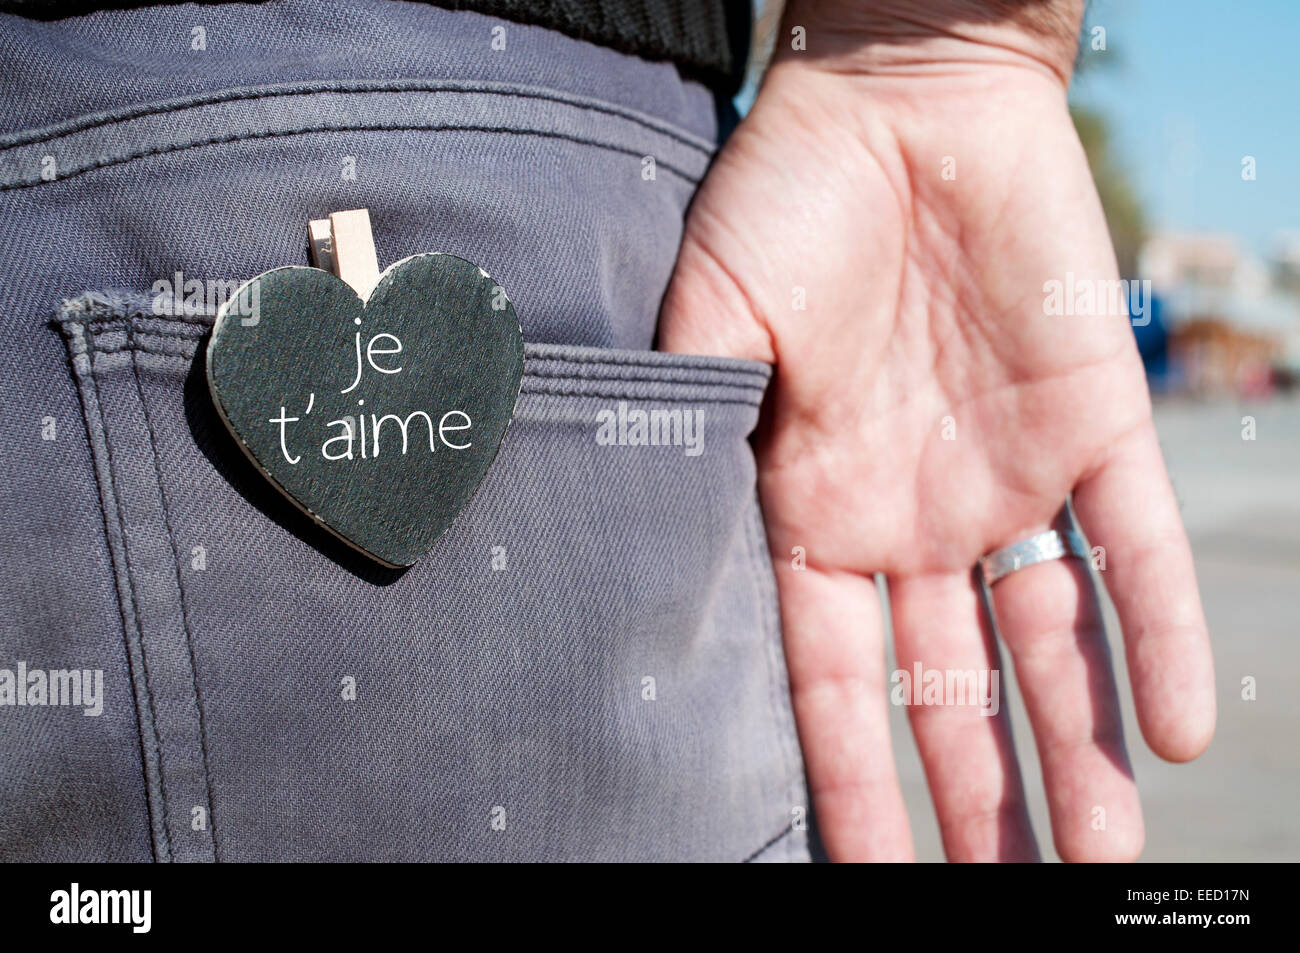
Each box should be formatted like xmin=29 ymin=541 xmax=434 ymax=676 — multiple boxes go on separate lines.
xmin=0 ymin=0 xmax=809 ymax=861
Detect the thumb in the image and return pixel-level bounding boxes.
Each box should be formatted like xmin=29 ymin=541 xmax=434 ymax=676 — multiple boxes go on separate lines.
xmin=656 ymin=227 xmax=775 ymax=362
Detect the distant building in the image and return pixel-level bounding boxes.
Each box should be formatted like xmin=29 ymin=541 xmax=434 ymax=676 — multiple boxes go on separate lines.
xmin=1166 ymin=319 xmax=1278 ymax=398
xmin=1138 ymin=231 xmax=1300 ymax=395
xmin=1272 ymin=231 xmax=1300 ymax=297
xmin=1142 ymin=233 xmax=1239 ymax=289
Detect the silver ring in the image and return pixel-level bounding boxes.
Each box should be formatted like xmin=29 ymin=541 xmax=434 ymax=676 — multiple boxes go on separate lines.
xmin=979 ymin=529 xmax=1088 ymax=586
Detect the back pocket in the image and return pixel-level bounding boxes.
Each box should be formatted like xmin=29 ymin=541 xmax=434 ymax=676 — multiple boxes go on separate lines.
xmin=53 ymin=291 xmax=808 ymax=862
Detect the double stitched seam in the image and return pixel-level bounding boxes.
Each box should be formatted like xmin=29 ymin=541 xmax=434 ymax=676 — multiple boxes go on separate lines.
xmin=0 ymin=124 xmax=702 ymax=192
xmin=92 ymin=339 xmax=198 ymax=358
xmin=79 ymin=322 xmax=769 ymax=407
xmin=74 ymin=310 xmax=765 ymax=404
xmin=100 ymin=332 xmax=770 ymax=396
xmin=80 ymin=311 xmax=214 ymax=329
xmin=64 ymin=305 xmax=773 ymax=386
xmin=741 ymin=824 xmax=794 ymax=863
xmin=104 ymin=346 xmax=770 ymax=399
xmin=518 ymin=383 xmax=762 ymax=407
xmin=0 ymin=82 xmax=716 ymax=156
xmin=743 ymin=497 xmax=803 ymax=861
xmin=524 ymin=348 xmax=766 ymax=374
xmin=127 ymin=338 xmax=221 ymax=863
xmin=63 ymin=322 xmax=164 ymax=862
xmin=83 ymin=324 xmax=175 ymax=863
xmin=524 ymin=368 xmax=766 ymax=390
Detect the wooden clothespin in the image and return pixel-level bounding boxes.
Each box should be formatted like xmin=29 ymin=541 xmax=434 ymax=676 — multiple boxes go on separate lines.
xmin=309 ymin=208 xmax=380 ymax=299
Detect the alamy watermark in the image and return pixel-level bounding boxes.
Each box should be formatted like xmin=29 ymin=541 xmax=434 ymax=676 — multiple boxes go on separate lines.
xmin=1042 ymin=272 xmax=1151 ymax=327
xmin=595 ymin=401 xmax=704 ymax=457
xmin=151 ymin=270 xmax=260 ymax=325
xmin=50 ymin=883 xmax=150 ymax=933
xmin=890 ymin=663 xmax=1001 ymax=716
xmin=0 ymin=662 xmax=103 ymax=716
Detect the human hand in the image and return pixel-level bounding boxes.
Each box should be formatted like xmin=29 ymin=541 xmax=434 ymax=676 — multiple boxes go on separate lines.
xmin=659 ymin=0 xmax=1215 ymax=861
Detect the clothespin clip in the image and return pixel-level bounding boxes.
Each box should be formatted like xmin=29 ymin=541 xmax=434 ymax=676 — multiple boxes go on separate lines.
xmin=309 ymin=208 xmax=380 ymax=299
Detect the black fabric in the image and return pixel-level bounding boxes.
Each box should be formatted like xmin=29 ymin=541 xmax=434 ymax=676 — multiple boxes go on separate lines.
xmin=439 ymin=1 xmax=749 ymax=92
xmin=0 ymin=0 xmax=752 ymax=93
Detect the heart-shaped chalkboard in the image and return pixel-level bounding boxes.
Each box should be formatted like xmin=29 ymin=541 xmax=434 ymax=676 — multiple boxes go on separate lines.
xmin=207 ymin=253 xmax=524 ymax=568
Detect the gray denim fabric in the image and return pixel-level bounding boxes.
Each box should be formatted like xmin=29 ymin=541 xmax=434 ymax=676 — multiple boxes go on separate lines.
xmin=0 ymin=0 xmax=809 ymax=861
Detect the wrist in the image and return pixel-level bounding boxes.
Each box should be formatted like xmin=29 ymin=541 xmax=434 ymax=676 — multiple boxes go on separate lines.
xmin=773 ymin=0 xmax=1084 ymax=89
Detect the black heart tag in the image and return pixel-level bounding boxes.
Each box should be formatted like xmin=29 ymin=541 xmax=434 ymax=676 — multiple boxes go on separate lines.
xmin=206 ymin=253 xmax=524 ymax=568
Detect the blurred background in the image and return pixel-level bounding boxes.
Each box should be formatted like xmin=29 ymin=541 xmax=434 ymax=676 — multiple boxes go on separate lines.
xmin=743 ymin=0 xmax=1300 ymax=861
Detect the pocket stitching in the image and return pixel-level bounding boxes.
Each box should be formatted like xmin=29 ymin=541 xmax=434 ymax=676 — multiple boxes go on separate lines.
xmin=0 ymin=123 xmax=704 ymax=193
xmin=741 ymin=824 xmax=795 ymax=863
xmin=56 ymin=293 xmax=782 ymax=862
xmin=742 ymin=496 xmax=807 ymax=862
xmin=0 ymin=80 xmax=716 ymax=156
xmin=60 ymin=315 xmax=221 ymax=863
xmin=75 ymin=322 xmax=175 ymax=862
xmin=58 ymin=296 xmax=771 ymax=407
xmin=127 ymin=342 xmax=222 ymax=863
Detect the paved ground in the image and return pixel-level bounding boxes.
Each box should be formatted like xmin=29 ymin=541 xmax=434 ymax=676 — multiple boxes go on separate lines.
xmin=884 ymin=395 xmax=1300 ymax=861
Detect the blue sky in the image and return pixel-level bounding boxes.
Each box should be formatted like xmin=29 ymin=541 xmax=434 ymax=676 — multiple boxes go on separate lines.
xmin=1069 ymin=0 xmax=1300 ymax=255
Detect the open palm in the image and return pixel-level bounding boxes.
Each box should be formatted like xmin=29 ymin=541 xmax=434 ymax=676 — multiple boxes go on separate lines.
xmin=660 ymin=60 xmax=1215 ymax=861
